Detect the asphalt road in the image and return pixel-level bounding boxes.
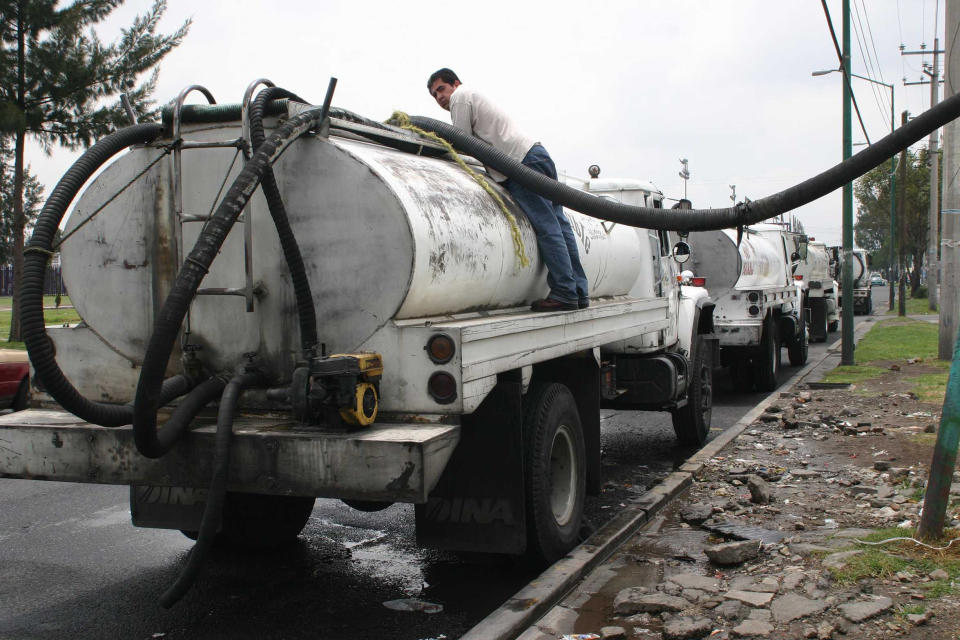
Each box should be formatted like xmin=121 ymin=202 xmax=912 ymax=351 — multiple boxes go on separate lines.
xmin=0 ymin=291 xmax=886 ymax=640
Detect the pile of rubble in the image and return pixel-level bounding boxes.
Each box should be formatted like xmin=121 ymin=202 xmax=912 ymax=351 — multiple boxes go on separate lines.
xmin=562 ymin=387 xmax=960 ymax=640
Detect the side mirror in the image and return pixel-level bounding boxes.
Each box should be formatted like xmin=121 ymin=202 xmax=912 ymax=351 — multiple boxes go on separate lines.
xmin=673 ymin=241 xmax=691 ymax=264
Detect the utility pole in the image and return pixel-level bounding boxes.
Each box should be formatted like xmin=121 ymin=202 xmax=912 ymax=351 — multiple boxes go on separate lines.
xmin=918 ymin=0 xmax=960 ymax=542
xmin=942 ymin=0 xmax=960 ymax=359
xmin=840 ymin=0 xmax=855 ymax=366
xmin=898 ymin=111 xmax=908 ymax=317
xmin=904 ymin=39 xmax=944 ymax=310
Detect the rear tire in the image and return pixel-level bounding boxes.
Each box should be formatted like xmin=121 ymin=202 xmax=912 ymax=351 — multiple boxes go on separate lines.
xmin=523 ymin=382 xmax=586 ymax=566
xmin=672 ymin=337 xmax=713 ymax=446
xmin=187 ymin=493 xmax=316 ymax=549
xmin=810 ymin=299 xmax=828 ymax=343
xmin=787 ymin=312 xmax=809 ymax=366
xmin=754 ymin=315 xmax=779 ymax=392
xmin=729 ymin=360 xmax=754 ymax=392
xmin=11 ymin=376 xmax=29 ymax=412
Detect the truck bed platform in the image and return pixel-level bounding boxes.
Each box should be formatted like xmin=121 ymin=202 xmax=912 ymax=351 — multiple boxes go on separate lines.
xmin=0 ymin=409 xmax=459 ymax=503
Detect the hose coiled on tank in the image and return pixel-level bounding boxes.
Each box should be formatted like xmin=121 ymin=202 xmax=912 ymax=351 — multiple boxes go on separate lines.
xmin=160 ymin=369 xmax=264 ymax=608
xmin=248 ymin=87 xmax=318 ymax=353
xmin=22 ymin=123 xmax=198 ymax=429
xmin=406 ymin=87 xmax=960 ymax=231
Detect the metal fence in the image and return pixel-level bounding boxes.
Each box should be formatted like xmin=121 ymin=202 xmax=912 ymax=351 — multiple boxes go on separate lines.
xmin=0 ymin=262 xmax=67 ymax=297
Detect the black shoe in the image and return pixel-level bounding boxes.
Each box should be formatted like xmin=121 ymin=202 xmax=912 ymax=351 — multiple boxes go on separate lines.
xmin=531 ymin=298 xmax=578 ymax=312
xmin=578 ymin=299 xmax=590 ymax=309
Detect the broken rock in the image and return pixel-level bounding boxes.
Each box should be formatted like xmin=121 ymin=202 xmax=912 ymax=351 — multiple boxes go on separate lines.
xmin=705 ymin=539 xmax=761 ymax=566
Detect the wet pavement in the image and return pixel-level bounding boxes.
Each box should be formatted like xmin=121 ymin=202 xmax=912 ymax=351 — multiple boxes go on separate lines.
xmin=0 ymin=301 xmax=886 ymax=640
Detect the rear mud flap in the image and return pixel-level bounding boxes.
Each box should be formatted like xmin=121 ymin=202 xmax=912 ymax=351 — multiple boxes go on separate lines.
xmin=130 ymin=485 xmax=207 ymax=531
xmin=415 ymin=380 xmax=526 ymax=554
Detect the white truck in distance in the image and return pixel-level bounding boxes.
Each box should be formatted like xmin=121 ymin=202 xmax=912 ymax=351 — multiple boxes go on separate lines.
xmin=685 ymin=222 xmax=808 ymax=392
xmin=831 ymin=246 xmax=873 ymax=315
xmin=0 ymin=92 xmax=718 ymax=567
xmin=795 ymin=240 xmax=839 ymax=342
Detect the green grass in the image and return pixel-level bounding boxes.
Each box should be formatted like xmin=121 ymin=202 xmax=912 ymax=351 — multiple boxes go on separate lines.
xmin=821 ymin=318 xmax=948 ymax=401
xmin=885 ymin=296 xmax=938 ymax=316
xmin=827 ymin=527 xmax=960 ymax=595
xmin=0 ymin=295 xmax=72 ymax=309
xmin=853 ymin=318 xmax=939 ymax=363
xmin=0 ymin=302 xmax=81 ymax=350
xmin=897 ymin=604 xmax=927 ymax=617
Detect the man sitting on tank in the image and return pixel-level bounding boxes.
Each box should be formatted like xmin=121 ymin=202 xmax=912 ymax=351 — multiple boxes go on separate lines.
xmin=427 ymin=68 xmax=589 ymax=312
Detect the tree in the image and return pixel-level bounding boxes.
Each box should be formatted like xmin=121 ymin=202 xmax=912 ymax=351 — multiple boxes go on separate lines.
xmin=0 ymin=0 xmax=190 ymax=340
xmin=854 ymin=147 xmax=938 ymax=295
xmin=0 ymin=138 xmax=43 ymax=267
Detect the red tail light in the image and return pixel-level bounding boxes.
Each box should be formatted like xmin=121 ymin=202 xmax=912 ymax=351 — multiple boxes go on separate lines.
xmin=794 ymin=275 xmax=804 ymax=281
xmin=691 ymin=277 xmax=706 ymax=287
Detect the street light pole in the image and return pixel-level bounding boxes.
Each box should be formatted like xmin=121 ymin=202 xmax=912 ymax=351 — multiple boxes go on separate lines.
xmin=841 ymin=0 xmax=854 ymax=366
xmin=811 ymin=69 xmax=896 ymax=312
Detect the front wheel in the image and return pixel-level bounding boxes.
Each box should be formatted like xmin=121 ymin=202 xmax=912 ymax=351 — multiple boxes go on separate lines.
xmin=523 ymin=382 xmax=586 ymax=566
xmin=672 ymin=337 xmax=713 ymax=446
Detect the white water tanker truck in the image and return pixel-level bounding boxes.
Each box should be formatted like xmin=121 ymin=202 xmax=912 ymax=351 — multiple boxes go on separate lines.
xmin=831 ymin=246 xmax=873 ymax=315
xmin=685 ymin=222 xmax=808 ymax=392
xmin=8 ymin=73 xmax=955 ymax=605
xmin=796 ymin=240 xmax=839 ymax=342
xmin=0 ymin=83 xmax=719 ymax=594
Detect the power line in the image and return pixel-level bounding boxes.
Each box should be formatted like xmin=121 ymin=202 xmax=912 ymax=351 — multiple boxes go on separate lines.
xmin=852 ymin=0 xmax=887 ymax=124
xmin=821 ymin=0 xmax=873 ymax=144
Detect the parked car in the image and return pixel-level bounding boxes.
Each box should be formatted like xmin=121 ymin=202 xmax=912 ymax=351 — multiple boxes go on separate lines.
xmin=870 ymin=274 xmax=886 ymax=287
xmin=0 ymin=349 xmax=30 ymax=411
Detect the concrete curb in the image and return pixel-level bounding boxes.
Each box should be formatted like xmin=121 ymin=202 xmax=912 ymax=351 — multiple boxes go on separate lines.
xmin=461 ymin=322 xmax=877 ymax=640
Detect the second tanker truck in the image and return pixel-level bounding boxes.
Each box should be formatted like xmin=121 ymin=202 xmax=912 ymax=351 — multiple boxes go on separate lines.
xmin=686 ymin=222 xmax=808 ymax=392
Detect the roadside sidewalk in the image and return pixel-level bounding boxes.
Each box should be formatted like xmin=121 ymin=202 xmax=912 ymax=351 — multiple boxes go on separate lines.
xmin=510 ymin=317 xmax=960 ymax=640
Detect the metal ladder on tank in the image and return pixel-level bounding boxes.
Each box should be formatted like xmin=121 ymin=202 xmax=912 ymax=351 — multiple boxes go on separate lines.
xmin=167 ymin=80 xmax=279 ymax=347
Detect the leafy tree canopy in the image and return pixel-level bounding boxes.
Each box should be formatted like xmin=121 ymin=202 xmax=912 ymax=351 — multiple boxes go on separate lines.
xmin=854 ymin=146 xmax=937 ymax=292
xmin=0 ymin=0 xmax=190 ymax=147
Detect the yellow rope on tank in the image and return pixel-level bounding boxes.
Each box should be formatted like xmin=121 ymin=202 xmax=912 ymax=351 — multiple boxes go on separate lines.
xmin=386 ymin=111 xmax=529 ymax=268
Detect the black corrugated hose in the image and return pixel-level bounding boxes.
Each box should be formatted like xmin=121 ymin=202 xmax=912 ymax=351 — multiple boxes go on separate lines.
xmin=407 ymin=86 xmax=960 ymax=232
xmin=22 ymin=123 xmax=199 ymax=429
xmin=159 ymin=369 xmax=264 ymax=608
xmin=132 ymin=106 xmax=329 ymax=472
xmin=248 ymin=87 xmax=318 ymax=353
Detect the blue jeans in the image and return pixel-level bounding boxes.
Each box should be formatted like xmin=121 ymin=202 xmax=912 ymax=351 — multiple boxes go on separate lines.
xmin=505 ymin=145 xmax=589 ymax=305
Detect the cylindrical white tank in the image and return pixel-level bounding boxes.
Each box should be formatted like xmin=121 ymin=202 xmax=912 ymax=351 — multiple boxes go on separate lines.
xmin=685 ymin=227 xmax=788 ymax=295
xmin=60 ymin=124 xmax=656 ymax=378
xmin=797 ymin=242 xmax=831 ymax=283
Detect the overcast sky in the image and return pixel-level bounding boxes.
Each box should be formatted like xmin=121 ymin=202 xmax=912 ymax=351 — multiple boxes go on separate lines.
xmin=26 ymin=0 xmax=947 ymax=247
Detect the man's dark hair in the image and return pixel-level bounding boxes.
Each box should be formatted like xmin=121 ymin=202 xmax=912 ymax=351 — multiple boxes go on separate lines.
xmin=427 ymin=68 xmax=460 ymax=90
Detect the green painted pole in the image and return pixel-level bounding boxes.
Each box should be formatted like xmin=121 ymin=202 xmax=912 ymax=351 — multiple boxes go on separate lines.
xmin=917 ymin=319 xmax=960 ymax=540
xmin=841 ymin=0 xmax=855 ymax=365
xmin=888 ymin=89 xmax=896 ymax=311
xmin=888 ymin=160 xmax=897 ymax=311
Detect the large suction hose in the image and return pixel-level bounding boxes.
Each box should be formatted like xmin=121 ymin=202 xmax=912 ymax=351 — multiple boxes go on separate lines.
xmin=408 ymin=88 xmax=960 ymax=231
xmin=132 ymin=107 xmax=328 ymax=459
xmin=248 ymin=87 xmax=318 ymax=353
xmin=159 ymin=369 xmax=264 ymax=608
xmin=22 ymin=124 xmax=196 ymax=428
